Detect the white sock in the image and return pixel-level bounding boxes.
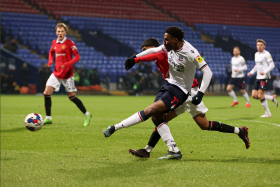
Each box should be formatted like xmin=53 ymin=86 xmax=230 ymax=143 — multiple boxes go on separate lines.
xmin=243 ymin=92 xmax=250 ymax=103
xmin=145 ymin=145 xmax=153 ymax=153
xmin=265 ymin=95 xmax=273 ymax=101
xmin=115 ymin=112 xmax=143 ymax=131
xmin=156 ymin=122 xmax=179 ymax=153
xmin=261 ymin=99 xmax=271 ymax=115
xmin=234 ymin=127 xmax=240 ymax=134
xmin=228 ymin=90 xmax=238 ymax=102
xmin=84 ymin=111 xmax=89 ymax=117
xmin=46 ymin=116 xmax=52 ymax=120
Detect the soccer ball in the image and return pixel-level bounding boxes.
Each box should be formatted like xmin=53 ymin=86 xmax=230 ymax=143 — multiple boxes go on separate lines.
xmin=24 ymin=113 xmax=44 ymax=132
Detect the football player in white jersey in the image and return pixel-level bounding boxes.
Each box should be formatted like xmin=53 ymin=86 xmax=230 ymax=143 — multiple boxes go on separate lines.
xmin=103 ymin=26 xmax=213 ymax=160
xmin=247 ymin=39 xmax=278 ymax=118
xmin=227 ymin=46 xmax=251 ymax=108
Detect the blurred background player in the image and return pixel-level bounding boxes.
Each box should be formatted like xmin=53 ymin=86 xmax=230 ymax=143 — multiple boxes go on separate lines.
xmin=247 ymin=39 xmax=278 ymax=118
xmin=43 ymin=23 xmax=92 ymax=126
xmin=128 ymin=38 xmax=249 ymax=159
xmin=227 ymin=46 xmax=251 ymax=108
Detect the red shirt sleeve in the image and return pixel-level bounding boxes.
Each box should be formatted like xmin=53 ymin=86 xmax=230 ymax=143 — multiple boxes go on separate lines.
xmin=48 ymin=41 xmax=55 ymax=66
xmin=63 ymin=41 xmax=80 ymax=68
xmin=192 ymin=78 xmax=199 ymax=88
xmin=134 ymin=53 xmax=164 ymax=63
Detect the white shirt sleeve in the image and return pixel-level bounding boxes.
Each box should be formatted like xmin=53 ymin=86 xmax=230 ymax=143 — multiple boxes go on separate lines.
xmin=199 ymin=65 xmax=213 ymax=93
xmin=263 ymin=61 xmax=275 ymax=74
xmin=250 ymin=65 xmax=257 ymax=74
xmin=263 ymin=53 xmax=275 ymax=74
xmin=238 ymin=57 xmax=247 ymax=71
xmin=136 ymin=45 xmax=166 ymax=57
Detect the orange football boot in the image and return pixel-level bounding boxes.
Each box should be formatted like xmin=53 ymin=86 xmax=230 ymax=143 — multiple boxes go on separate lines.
xmin=230 ymin=101 xmax=239 ymax=107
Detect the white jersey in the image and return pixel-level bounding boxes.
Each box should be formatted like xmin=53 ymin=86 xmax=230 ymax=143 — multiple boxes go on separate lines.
xmin=161 ymin=41 xmax=207 ymax=94
xmin=231 ymin=55 xmax=247 ymax=78
xmin=251 ymin=50 xmax=274 ymax=79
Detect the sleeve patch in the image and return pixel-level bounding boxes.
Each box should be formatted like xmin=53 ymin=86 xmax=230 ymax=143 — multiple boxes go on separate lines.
xmin=71 ymin=46 xmax=77 ymax=51
xmin=196 ymin=55 xmax=203 ymax=63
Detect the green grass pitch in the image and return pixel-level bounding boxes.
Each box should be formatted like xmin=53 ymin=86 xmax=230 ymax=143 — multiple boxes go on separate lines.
xmin=1 ymin=95 xmax=280 ymax=187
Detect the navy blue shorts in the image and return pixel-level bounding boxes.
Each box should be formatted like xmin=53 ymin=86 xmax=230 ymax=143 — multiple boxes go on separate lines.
xmin=154 ymin=81 xmax=189 ymax=112
xmin=228 ymin=77 xmax=245 ymax=89
xmin=253 ymin=79 xmax=267 ymax=91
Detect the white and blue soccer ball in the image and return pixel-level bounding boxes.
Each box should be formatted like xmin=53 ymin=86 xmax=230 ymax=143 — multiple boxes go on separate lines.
xmin=24 ymin=113 xmax=44 ymax=132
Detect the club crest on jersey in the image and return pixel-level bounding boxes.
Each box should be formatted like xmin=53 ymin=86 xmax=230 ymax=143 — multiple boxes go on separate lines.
xmin=196 ymin=55 xmax=203 ymax=63
xmin=61 ymin=45 xmax=66 ymax=50
xmin=178 ymin=55 xmax=184 ymax=61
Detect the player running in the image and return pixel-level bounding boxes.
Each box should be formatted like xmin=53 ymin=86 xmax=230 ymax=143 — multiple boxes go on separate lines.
xmin=103 ymin=26 xmax=213 ymax=159
xmin=127 ymin=38 xmax=249 ymax=159
xmin=43 ymin=23 xmax=92 ymax=126
xmin=247 ymin=39 xmax=278 ymax=118
xmin=227 ymin=47 xmax=251 ymax=108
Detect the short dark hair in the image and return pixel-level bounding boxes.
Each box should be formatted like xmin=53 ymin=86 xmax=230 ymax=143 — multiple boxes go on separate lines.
xmin=141 ymin=38 xmax=160 ymax=48
xmin=256 ymin=39 xmax=266 ymax=45
xmin=165 ymin=26 xmax=184 ymax=41
xmin=233 ymin=46 xmax=240 ymax=51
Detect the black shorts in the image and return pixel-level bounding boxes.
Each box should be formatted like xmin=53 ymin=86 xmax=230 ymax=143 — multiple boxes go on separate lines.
xmin=228 ymin=77 xmax=245 ymax=89
xmin=154 ymin=81 xmax=189 ymax=112
xmin=253 ymin=79 xmax=267 ymax=91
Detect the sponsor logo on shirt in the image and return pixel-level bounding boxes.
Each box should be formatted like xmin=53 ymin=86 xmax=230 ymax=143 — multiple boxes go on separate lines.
xmin=196 ymin=55 xmax=203 ymax=63
xmin=169 ymin=60 xmax=184 ymax=73
xmin=56 ymin=53 xmax=66 ymax=57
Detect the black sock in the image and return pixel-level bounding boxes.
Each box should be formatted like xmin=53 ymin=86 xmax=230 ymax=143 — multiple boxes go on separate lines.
xmin=69 ymin=96 xmax=87 ymax=114
xmin=147 ymin=128 xmax=161 ymax=148
xmin=208 ymin=121 xmax=235 ymax=133
xmin=44 ymin=94 xmax=51 ymax=116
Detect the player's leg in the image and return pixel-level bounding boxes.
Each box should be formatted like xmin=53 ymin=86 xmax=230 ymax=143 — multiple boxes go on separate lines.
xmin=63 ymin=76 xmax=92 ymax=126
xmin=193 ymin=113 xmax=250 ymax=149
xmin=258 ymin=89 xmax=272 ymax=117
xmin=264 ymin=94 xmax=278 ymax=107
xmin=43 ymin=73 xmax=61 ymax=124
xmin=240 ymin=89 xmax=251 ymax=108
xmin=103 ymin=99 xmax=168 ymax=137
xmin=67 ymin=92 xmax=92 ymax=126
xmin=150 ymin=113 xmax=182 ymax=160
xmin=227 ymin=82 xmax=238 ymax=107
xmin=238 ymin=77 xmax=250 ymax=107
xmin=43 ymin=86 xmax=55 ymax=124
xmin=129 ymin=111 xmax=178 ymax=158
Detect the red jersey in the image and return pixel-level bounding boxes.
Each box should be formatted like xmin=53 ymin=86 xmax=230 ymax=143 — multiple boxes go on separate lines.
xmin=134 ymin=52 xmax=199 ymax=88
xmin=48 ymin=37 xmax=80 ymax=79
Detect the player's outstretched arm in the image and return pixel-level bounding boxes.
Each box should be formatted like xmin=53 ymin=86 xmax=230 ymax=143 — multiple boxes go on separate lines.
xmin=136 ymin=45 xmax=165 ymax=57
xmin=125 ymin=51 xmax=163 ymax=70
xmin=191 ymin=65 xmax=213 ymax=105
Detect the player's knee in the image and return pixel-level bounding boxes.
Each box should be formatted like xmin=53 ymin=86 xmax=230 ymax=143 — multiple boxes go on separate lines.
xmin=226 ymin=87 xmax=232 ymax=92
xmin=145 ymin=106 xmax=158 ymax=117
xmin=252 ymin=94 xmax=258 ymax=99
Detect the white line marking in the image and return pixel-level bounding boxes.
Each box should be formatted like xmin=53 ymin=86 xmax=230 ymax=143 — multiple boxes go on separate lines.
xmin=216 ymin=118 xmax=280 ymax=127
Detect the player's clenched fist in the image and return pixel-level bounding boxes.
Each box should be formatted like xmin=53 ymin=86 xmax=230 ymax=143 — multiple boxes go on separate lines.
xmin=124 ymin=58 xmax=136 ymax=70
xmin=191 ymin=91 xmax=204 ymax=105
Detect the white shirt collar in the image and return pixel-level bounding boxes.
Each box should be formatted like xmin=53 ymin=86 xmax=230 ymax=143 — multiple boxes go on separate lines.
xmin=56 ymin=37 xmax=67 ymax=44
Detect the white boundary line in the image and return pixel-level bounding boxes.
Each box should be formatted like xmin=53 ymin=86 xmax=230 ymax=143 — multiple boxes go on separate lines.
xmin=216 ymin=118 xmax=280 ymax=127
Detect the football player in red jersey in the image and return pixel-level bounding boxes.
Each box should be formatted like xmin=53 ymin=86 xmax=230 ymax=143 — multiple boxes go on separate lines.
xmin=43 ymin=23 xmax=92 ymax=126
xmin=126 ymin=38 xmax=250 ymax=159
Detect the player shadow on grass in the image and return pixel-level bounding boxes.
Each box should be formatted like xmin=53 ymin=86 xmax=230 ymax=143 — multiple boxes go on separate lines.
xmin=1 ymin=127 xmax=27 ymax=133
xmin=181 ymin=157 xmax=280 ymax=164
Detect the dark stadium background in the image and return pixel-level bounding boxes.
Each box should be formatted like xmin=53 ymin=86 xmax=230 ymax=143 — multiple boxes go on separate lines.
xmin=1 ymin=0 xmax=280 ymax=95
